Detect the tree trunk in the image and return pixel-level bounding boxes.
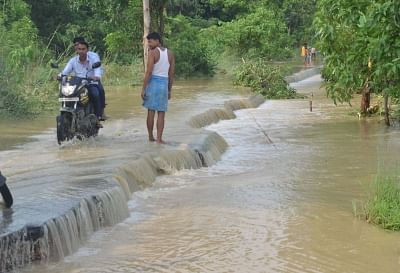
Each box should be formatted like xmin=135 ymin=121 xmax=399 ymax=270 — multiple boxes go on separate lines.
xmin=152 ymin=2 xmax=166 ymax=38
xmin=159 ymin=7 xmax=165 ymax=37
xmin=143 ymin=0 xmax=150 ymax=70
xmin=384 ymin=94 xmax=390 ymax=126
xmin=360 ymin=79 xmax=370 ymax=115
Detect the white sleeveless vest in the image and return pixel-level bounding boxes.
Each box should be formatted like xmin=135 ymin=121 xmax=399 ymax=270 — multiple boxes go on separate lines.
xmin=152 ymin=47 xmax=170 ymax=77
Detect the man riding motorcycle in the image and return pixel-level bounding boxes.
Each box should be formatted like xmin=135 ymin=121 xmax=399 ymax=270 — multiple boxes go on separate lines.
xmin=61 ymin=41 xmax=103 ymax=128
xmin=72 ymin=37 xmax=107 ymax=121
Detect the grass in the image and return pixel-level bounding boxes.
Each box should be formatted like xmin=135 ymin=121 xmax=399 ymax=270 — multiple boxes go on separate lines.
xmin=361 ymin=174 xmax=400 ymax=230
xmin=102 ymin=58 xmax=144 ymax=87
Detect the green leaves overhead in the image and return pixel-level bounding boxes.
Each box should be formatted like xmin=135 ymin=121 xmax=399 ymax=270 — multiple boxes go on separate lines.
xmin=220 ymin=7 xmax=293 ymax=60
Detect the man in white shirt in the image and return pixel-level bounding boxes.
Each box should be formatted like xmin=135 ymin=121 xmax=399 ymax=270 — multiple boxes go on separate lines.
xmin=72 ymin=37 xmax=107 ymax=120
xmin=62 ymin=41 xmax=102 ymax=123
xmin=141 ymin=32 xmax=175 ymax=144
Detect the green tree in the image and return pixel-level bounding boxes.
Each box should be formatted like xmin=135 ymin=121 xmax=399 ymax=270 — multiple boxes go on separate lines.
xmin=282 ymin=0 xmax=316 ymax=44
xmin=165 ymin=15 xmax=216 ymax=77
xmin=0 ymin=0 xmax=54 ymax=115
xmin=364 ymin=0 xmax=400 ymax=125
xmin=220 ymin=7 xmax=293 ymax=60
xmin=315 ymin=0 xmax=400 ymax=124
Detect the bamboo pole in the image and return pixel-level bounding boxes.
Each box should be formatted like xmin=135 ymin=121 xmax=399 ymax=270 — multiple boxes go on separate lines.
xmin=143 ymin=0 xmax=150 ymax=70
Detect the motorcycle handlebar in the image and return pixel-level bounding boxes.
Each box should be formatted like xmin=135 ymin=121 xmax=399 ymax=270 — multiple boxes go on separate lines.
xmin=57 ymin=75 xmax=99 ymax=83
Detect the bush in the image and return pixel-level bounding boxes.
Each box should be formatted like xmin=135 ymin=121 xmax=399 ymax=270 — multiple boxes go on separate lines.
xmin=102 ymin=58 xmax=143 ymax=86
xmin=165 ymin=15 xmax=216 ymax=78
xmin=234 ymin=59 xmax=299 ymax=99
xmin=0 ymin=9 xmax=57 ymax=116
xmin=219 ymin=7 xmax=294 ymax=60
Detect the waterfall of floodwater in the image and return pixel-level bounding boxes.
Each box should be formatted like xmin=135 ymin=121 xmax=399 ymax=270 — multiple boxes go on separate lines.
xmin=0 ymin=90 xmax=263 ymax=272
xmin=0 ymin=187 xmax=128 ymax=272
xmin=188 ymin=95 xmax=264 ymax=128
xmin=114 ymin=132 xmax=228 ymax=197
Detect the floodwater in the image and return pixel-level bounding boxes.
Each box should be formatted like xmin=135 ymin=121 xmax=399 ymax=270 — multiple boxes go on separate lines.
xmin=4 ymin=75 xmax=400 ymax=273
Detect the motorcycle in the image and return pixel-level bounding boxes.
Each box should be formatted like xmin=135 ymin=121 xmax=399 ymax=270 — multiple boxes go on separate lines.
xmin=53 ymin=62 xmax=102 ymax=145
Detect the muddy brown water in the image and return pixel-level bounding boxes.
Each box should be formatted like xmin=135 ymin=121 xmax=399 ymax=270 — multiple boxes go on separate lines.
xmin=3 ymin=75 xmax=400 ymax=273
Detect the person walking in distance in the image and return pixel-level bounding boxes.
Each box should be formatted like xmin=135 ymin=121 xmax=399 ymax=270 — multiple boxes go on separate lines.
xmin=301 ymin=43 xmax=307 ymax=65
xmin=141 ymin=32 xmax=175 ymax=144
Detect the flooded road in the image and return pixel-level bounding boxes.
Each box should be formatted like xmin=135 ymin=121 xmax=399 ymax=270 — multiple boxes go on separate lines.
xmin=15 ymin=75 xmax=400 ymax=273
xmin=0 ymin=76 xmax=253 ymax=271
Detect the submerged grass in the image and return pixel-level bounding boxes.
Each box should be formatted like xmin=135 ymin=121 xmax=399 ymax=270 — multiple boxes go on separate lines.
xmin=363 ymin=174 xmax=400 ymax=230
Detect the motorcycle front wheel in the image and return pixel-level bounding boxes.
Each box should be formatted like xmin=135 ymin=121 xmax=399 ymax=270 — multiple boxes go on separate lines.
xmin=0 ymin=183 xmax=13 ymax=208
xmin=57 ymin=113 xmax=72 ymax=145
xmin=86 ymin=114 xmax=99 ymax=138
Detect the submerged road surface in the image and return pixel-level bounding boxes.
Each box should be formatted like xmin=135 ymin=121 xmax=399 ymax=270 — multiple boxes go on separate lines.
xmin=17 ymin=74 xmax=400 ymax=273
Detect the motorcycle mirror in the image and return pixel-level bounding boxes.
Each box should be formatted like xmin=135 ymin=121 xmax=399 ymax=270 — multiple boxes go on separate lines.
xmin=50 ymin=63 xmax=59 ymax=69
xmin=92 ymin=62 xmax=101 ymax=69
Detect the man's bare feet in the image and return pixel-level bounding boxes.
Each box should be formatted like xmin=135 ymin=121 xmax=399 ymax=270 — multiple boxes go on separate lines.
xmin=156 ymin=140 xmax=167 ymax=144
xmin=149 ymin=137 xmax=156 ymax=142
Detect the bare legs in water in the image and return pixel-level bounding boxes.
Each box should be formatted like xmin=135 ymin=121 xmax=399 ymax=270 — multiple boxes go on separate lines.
xmin=146 ymin=109 xmax=166 ymax=144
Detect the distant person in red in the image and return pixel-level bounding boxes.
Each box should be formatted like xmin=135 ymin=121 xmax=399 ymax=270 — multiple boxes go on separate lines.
xmin=0 ymin=171 xmax=13 ymax=208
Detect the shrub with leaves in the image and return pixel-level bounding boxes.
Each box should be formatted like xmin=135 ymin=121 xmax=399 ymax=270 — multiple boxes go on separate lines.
xmin=234 ymin=59 xmax=298 ymax=99
xmin=165 ymin=15 xmax=216 ymax=78
xmin=0 ymin=1 xmax=56 ymax=116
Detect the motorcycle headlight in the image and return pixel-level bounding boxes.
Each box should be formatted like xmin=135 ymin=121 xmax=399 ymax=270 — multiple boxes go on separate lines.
xmin=61 ymin=84 xmax=76 ymax=96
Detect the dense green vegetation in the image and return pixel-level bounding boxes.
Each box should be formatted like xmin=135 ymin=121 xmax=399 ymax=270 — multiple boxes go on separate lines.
xmin=234 ymin=60 xmax=299 ymax=99
xmin=0 ymin=0 xmax=316 ymax=116
xmin=315 ymin=0 xmax=400 ymax=124
xmin=0 ymin=0 xmax=55 ymax=116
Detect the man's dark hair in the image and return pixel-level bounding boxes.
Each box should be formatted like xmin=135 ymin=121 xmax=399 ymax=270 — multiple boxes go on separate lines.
xmin=146 ymin=32 xmax=162 ymax=42
xmin=73 ymin=36 xmax=86 ymax=44
xmin=77 ymin=41 xmax=89 ymax=49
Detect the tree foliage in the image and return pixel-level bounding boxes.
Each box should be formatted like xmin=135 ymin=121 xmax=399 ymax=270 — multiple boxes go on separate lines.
xmin=220 ymin=7 xmax=293 ymax=60
xmin=0 ymin=0 xmax=54 ymax=115
xmin=234 ymin=60 xmax=298 ymax=99
xmin=165 ymin=15 xmax=216 ymax=77
xmin=315 ymin=0 xmax=400 ymax=104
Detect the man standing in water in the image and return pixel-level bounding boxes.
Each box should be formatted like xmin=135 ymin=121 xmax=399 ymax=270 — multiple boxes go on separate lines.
xmin=141 ymin=32 xmax=175 ymax=144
